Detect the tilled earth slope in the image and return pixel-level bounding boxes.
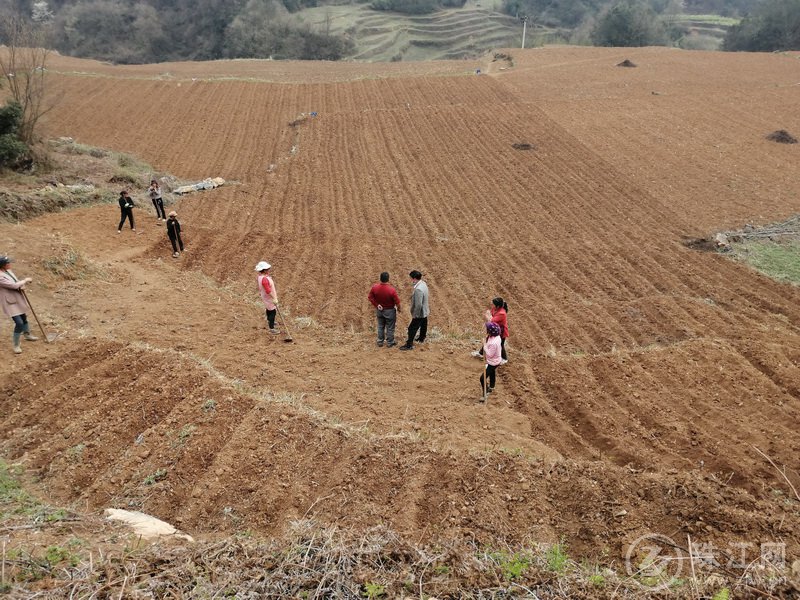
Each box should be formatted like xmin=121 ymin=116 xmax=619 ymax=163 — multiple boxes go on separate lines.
xmin=1 ymin=47 xmax=798 ymax=563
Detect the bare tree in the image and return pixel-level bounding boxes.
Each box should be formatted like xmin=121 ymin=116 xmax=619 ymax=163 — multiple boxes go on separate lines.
xmin=0 ymin=12 xmax=51 ymax=144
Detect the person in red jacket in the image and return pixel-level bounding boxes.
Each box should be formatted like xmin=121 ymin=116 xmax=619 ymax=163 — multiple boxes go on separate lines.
xmin=368 ymin=272 xmax=401 ymax=347
xmin=472 ymin=297 xmax=509 ymax=364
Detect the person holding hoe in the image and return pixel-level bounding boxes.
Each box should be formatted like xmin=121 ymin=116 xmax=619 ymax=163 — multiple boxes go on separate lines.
xmin=166 ymin=211 xmax=184 ymax=258
xmin=479 ymin=321 xmax=503 ymax=400
xmin=255 ymin=261 xmax=280 ymax=334
xmin=0 ymin=255 xmax=38 ymax=354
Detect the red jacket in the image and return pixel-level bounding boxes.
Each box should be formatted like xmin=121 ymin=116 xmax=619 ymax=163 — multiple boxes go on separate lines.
xmin=368 ymin=283 xmax=400 ymax=310
xmin=491 ymin=307 xmax=509 ymax=338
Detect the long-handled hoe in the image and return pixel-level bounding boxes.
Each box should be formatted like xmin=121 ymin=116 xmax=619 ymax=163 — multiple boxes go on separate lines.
xmin=21 ymin=290 xmax=59 ymax=343
xmin=276 ymin=306 xmax=294 ymax=343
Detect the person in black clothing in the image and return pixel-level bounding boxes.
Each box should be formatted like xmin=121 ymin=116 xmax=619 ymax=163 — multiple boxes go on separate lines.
xmin=166 ymin=211 xmax=184 ymax=258
xmin=117 ymin=190 xmax=136 ymax=233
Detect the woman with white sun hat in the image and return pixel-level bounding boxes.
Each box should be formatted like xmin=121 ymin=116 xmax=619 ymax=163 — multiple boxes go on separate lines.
xmin=255 ymin=261 xmax=279 ymax=334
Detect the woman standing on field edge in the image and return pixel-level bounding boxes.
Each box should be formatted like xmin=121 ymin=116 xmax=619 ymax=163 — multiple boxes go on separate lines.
xmin=0 ymin=255 xmax=38 ymax=354
xmin=255 ymin=261 xmax=280 ymax=334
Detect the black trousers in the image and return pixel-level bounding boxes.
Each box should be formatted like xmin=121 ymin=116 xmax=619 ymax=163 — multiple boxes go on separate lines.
xmin=406 ymin=317 xmax=427 ymax=346
xmin=152 ymin=198 xmax=166 ymax=219
xmin=169 ymin=234 xmax=184 ymax=253
xmin=266 ymin=309 xmax=276 ymax=329
xmin=118 ymin=209 xmax=134 ymax=230
xmin=480 ymin=364 xmax=497 ymax=391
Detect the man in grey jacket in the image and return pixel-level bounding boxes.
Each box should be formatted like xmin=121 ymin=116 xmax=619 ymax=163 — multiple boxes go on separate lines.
xmin=399 ymin=270 xmax=429 ymax=351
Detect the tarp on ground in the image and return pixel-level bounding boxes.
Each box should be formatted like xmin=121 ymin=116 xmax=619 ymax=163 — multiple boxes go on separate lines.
xmin=173 ymin=177 xmax=225 ymax=195
xmin=105 ymin=508 xmax=194 ymax=542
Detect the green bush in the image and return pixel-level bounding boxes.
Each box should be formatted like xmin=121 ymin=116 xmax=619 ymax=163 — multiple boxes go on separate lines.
xmin=300 ymin=30 xmax=355 ymax=60
xmin=0 ymin=101 xmax=23 ymax=136
xmin=591 ymin=0 xmax=668 ymax=46
xmin=224 ymin=3 xmax=353 ymax=61
xmin=0 ymin=134 xmax=28 ymax=167
xmin=723 ymin=0 xmax=800 ymax=51
xmin=0 ymin=101 xmax=29 ymax=168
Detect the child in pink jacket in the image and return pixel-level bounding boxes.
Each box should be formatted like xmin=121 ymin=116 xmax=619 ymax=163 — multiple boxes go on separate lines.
xmin=480 ymin=322 xmax=502 ymax=399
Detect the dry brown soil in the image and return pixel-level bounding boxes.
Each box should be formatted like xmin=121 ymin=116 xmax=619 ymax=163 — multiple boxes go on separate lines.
xmin=1 ymin=47 xmax=799 ymax=567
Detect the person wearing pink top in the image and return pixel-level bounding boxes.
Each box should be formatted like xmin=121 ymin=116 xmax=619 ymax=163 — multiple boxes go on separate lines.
xmin=480 ymin=321 xmax=502 ymax=400
xmin=255 ymin=261 xmax=279 ymax=334
xmin=0 ymin=255 xmax=38 ymax=354
xmin=472 ymin=297 xmax=509 ymax=364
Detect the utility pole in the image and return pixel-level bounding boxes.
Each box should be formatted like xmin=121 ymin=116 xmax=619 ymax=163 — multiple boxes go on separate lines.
xmin=521 ymin=15 xmax=529 ymax=49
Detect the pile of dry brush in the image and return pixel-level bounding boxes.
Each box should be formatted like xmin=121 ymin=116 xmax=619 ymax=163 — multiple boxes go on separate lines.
xmin=6 ymin=519 xmax=796 ymax=598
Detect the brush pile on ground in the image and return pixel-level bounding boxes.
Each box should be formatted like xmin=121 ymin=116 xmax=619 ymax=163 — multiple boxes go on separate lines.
xmin=723 ymin=215 xmax=800 ymax=242
xmin=5 ymin=518 xmax=796 ymax=598
xmin=685 ymin=214 xmax=800 ymax=252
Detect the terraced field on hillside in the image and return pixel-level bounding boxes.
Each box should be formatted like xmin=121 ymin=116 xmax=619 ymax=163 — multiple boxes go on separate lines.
xmin=298 ymin=2 xmax=530 ymax=61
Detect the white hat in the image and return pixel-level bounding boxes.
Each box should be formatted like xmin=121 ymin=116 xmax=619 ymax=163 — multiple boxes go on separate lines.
xmin=255 ymin=261 xmax=271 ymax=272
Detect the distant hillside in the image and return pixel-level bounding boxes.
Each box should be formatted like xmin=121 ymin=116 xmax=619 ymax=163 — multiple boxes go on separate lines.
xmin=3 ymin=0 xmax=556 ymax=64
xmin=293 ymin=1 xmax=556 ymax=61
xmin=0 ymin=0 xmax=756 ymax=62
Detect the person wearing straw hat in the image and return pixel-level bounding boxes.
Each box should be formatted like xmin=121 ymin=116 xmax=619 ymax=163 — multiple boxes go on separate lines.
xmin=166 ymin=211 xmax=184 ymax=258
xmin=255 ymin=261 xmax=280 ymax=334
xmin=0 ymin=255 xmax=38 ymax=354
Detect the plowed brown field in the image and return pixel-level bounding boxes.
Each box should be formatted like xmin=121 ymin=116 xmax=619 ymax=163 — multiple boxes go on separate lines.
xmin=2 ymin=47 xmax=799 ymax=566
